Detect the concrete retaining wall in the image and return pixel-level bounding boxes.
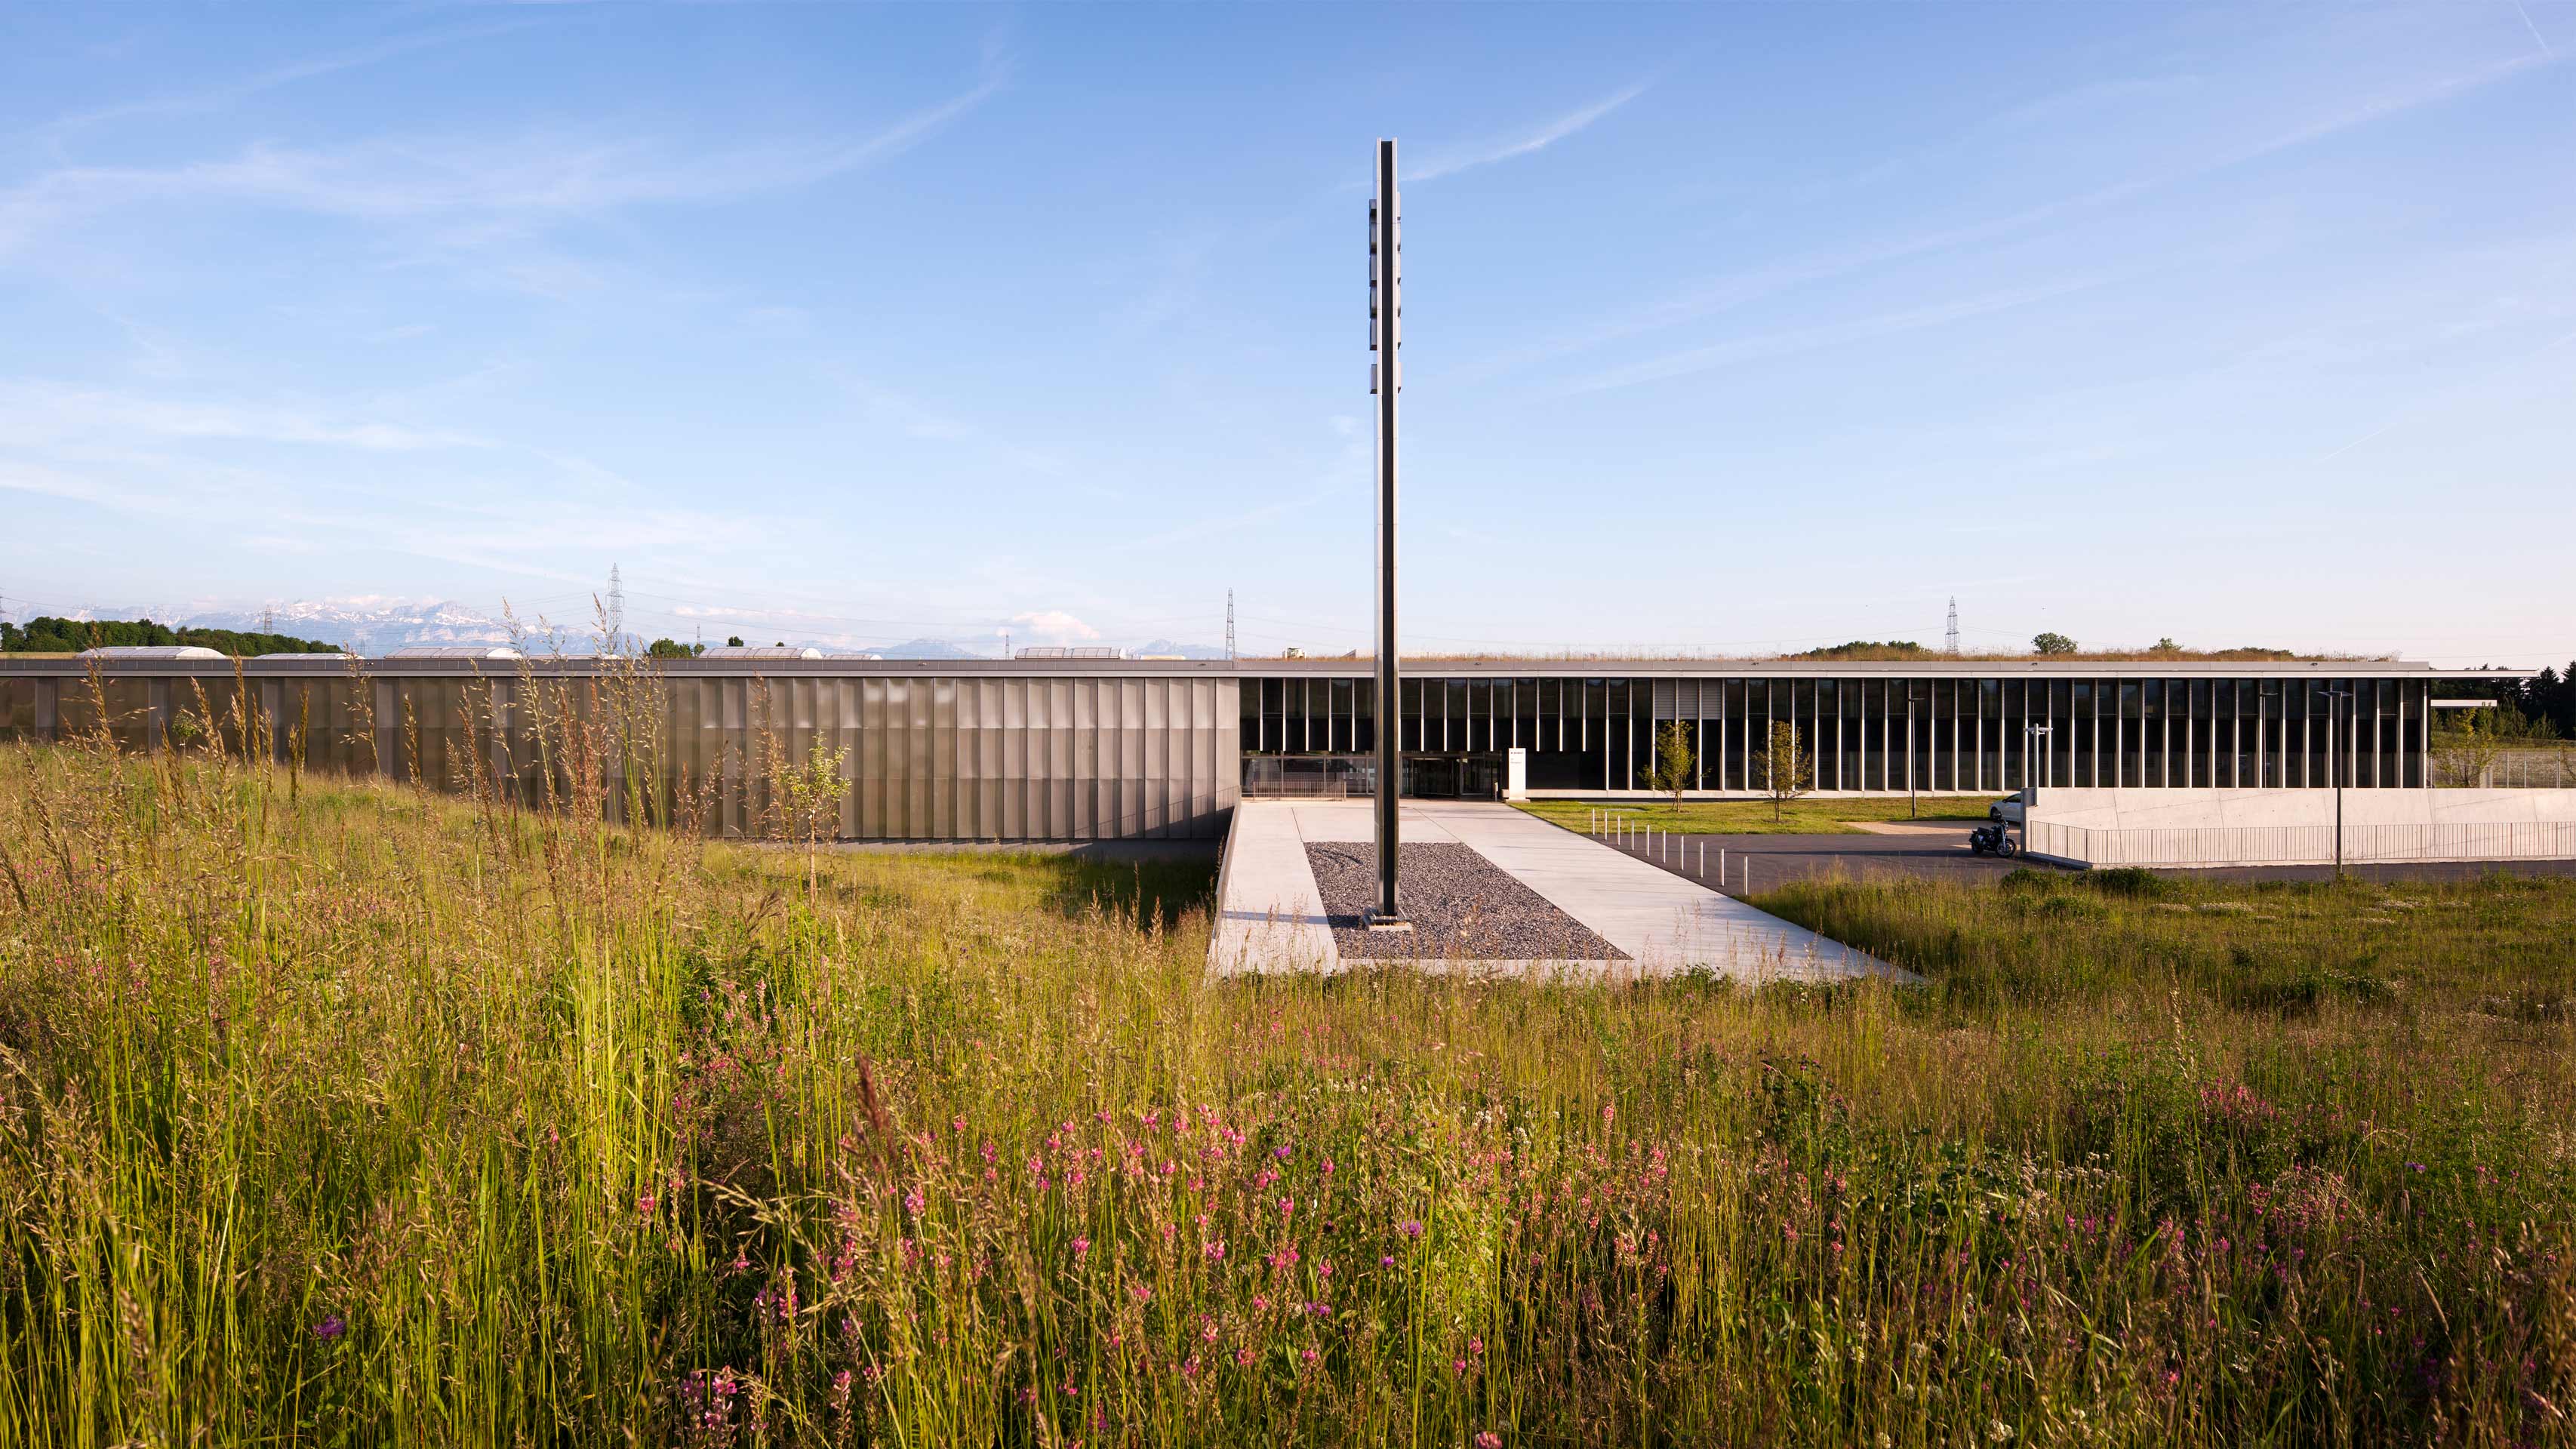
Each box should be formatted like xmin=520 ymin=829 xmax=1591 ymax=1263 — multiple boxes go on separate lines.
xmin=2025 ymin=788 xmax=2576 ymax=866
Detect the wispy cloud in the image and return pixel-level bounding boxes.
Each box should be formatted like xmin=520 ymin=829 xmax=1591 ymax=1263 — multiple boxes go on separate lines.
xmin=1565 ymin=273 xmax=2125 ymax=394
xmin=2510 ymin=0 xmax=2554 ymax=60
xmin=1407 ymin=80 xmax=1651 ymax=182
xmin=0 ymin=380 xmax=483 ymax=451
xmin=834 ymin=374 xmax=1069 ymax=478
xmin=1006 ymin=610 xmax=1099 ymax=645
xmin=1479 ymin=47 xmax=2560 ymax=382
xmin=0 ymin=69 xmax=1008 ymax=260
xmin=20 ymin=20 xmax=542 ymax=140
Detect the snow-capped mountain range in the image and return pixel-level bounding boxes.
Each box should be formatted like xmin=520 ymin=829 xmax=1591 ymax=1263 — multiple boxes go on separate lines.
xmin=163 ymin=600 xmax=1223 ymax=661
xmin=182 ymin=599 xmax=518 ymax=654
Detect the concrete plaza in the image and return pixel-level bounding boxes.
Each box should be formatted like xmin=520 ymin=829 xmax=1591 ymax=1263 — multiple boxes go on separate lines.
xmin=1209 ymin=799 xmax=1894 ymax=981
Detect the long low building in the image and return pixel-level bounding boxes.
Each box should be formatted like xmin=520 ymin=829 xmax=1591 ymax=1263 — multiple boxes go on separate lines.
xmin=0 ymin=654 xmax=2498 ymax=841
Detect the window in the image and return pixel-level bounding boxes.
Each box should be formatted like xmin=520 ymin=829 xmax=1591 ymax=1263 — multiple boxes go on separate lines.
xmin=1857 ymin=679 xmax=1882 ymax=790
xmin=2141 ymin=679 xmax=2164 ymax=788
xmin=1839 ymin=678 xmax=1861 ymax=791
xmin=2070 ymin=681 xmax=2094 ymax=786
xmin=1980 ymin=679 xmax=2003 ymax=792
xmin=1719 ymin=679 xmax=1743 ymax=790
xmin=1606 ymin=679 xmax=1631 ymax=786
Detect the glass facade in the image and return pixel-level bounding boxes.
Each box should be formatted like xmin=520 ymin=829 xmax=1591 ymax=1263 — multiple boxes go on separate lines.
xmin=1241 ymin=671 xmax=2434 ymax=796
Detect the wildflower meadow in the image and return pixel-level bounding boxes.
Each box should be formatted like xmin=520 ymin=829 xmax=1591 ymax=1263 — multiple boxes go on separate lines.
xmin=0 ymin=697 xmax=2571 ymax=1445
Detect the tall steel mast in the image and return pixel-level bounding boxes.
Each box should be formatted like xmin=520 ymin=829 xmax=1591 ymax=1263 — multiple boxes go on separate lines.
xmin=1369 ymin=139 xmax=1404 ymax=924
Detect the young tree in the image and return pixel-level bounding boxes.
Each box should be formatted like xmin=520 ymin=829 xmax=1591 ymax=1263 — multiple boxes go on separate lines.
xmin=2032 ymin=632 xmax=2078 ymax=656
xmin=1636 ymin=718 xmax=1694 ymax=807
xmin=2431 ymin=711 xmax=2504 ymax=788
xmin=1750 ymin=719 xmax=1814 ymax=823
xmin=2431 ymin=702 xmax=2555 ymax=786
xmin=774 ymin=736 xmax=852 ymax=893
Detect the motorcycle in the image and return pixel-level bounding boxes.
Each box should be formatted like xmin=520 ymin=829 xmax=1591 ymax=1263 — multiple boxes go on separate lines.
xmin=1968 ymin=823 xmax=2020 ymax=858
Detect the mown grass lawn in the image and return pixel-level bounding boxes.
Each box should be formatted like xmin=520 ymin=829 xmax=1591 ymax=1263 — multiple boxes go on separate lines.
xmin=2 ymin=738 xmax=2569 ymax=1447
xmin=1516 ymin=792 xmax=2003 ymax=835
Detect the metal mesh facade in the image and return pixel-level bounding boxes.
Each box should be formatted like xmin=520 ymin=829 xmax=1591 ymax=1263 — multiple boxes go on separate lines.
xmin=0 ymin=664 xmax=1239 ymax=841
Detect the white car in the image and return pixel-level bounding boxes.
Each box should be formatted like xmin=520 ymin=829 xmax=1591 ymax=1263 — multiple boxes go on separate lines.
xmin=1988 ymin=789 xmax=2029 ymax=826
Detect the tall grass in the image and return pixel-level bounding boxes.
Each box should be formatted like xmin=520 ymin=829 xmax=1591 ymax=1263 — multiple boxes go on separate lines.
xmin=1 ymin=728 xmax=2571 ymax=1444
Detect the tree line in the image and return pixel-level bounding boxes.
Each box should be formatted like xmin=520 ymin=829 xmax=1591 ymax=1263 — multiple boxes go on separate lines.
xmin=2444 ymin=661 xmax=2576 ymax=740
xmin=1 ymin=616 xmax=342 ymax=657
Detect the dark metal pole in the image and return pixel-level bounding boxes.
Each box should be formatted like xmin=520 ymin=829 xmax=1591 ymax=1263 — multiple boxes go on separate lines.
xmin=1371 ymin=138 xmax=1402 ymax=922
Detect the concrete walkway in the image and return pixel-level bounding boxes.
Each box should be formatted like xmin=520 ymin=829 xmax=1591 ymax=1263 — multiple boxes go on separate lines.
xmin=1211 ymin=800 xmax=1895 ymax=982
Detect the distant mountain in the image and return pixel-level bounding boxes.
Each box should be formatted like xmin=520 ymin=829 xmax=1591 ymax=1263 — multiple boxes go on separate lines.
xmin=876 ymin=638 xmax=994 ymax=660
xmin=181 ymin=599 xmax=519 ymax=654
xmin=165 ymin=603 xmax=1208 ymax=663
xmin=1130 ymin=638 xmax=1229 ymax=660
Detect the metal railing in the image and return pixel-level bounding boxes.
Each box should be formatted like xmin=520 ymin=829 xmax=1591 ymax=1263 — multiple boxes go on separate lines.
xmin=2028 ymin=819 xmax=2576 ymax=868
xmin=1240 ymin=756 xmax=1365 ymax=799
xmin=2430 ymin=749 xmax=2576 ymax=789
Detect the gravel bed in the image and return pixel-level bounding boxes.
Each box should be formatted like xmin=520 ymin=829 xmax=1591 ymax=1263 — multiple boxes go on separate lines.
xmin=1305 ymin=841 xmax=1628 ymax=961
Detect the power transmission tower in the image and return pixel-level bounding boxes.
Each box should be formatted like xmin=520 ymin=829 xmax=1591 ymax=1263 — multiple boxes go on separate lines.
xmin=607 ymin=564 xmax=626 ymax=649
xmin=1945 ymin=596 xmax=1961 ymax=655
xmin=1225 ymin=590 xmax=1236 ymax=661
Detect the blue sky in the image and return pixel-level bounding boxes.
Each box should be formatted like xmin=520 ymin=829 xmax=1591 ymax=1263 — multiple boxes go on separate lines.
xmin=2 ymin=3 xmax=2570 ymax=663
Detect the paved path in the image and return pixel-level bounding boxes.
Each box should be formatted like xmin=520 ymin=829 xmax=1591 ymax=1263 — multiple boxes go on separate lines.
xmin=1208 ymin=799 xmax=1340 ymax=975
xmin=1580 ymin=817 xmax=2576 ymax=892
xmin=1212 ymin=801 xmax=1894 ymax=981
xmin=1604 ymin=823 xmax=2056 ymax=893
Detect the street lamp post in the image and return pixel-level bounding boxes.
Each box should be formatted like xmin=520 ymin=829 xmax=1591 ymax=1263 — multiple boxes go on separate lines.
xmin=2023 ymin=722 xmax=2051 ymax=851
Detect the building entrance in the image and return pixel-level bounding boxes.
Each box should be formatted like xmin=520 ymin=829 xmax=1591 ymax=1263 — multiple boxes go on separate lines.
xmin=1403 ymin=755 xmax=1503 ymax=799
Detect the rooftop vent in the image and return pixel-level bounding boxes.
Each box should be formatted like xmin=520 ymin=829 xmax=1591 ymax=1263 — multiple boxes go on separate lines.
xmin=78 ymin=645 xmax=227 ymax=660
xmin=1014 ymin=645 xmax=1121 ymax=660
xmin=384 ymin=645 xmax=523 ymax=660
